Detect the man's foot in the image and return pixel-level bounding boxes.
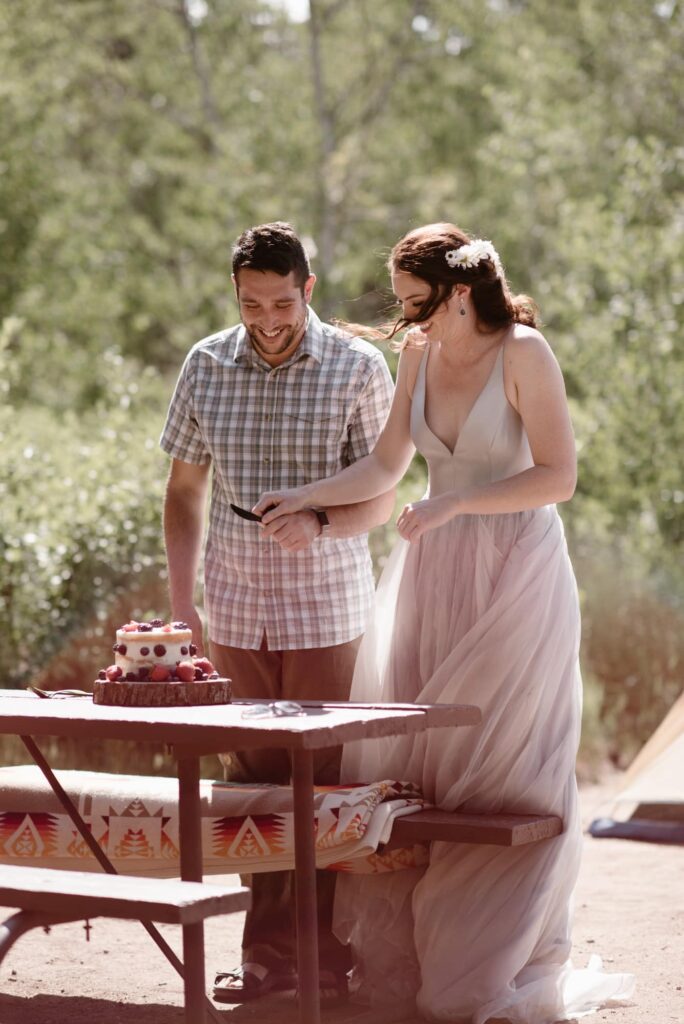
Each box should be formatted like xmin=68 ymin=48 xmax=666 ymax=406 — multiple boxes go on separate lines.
xmin=213 ymin=962 xmax=297 ymax=1003
xmin=315 ymin=968 xmax=350 ymax=1006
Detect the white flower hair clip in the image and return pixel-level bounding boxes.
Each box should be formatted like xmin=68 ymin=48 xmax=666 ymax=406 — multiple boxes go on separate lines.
xmin=445 ymin=240 xmax=503 ymax=277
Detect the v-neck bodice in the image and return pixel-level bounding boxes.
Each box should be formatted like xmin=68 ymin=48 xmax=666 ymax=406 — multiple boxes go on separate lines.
xmin=410 ymin=342 xmax=533 ymax=497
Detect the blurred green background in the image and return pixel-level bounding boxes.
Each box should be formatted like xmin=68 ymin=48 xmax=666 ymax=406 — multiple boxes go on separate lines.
xmin=1 ymin=0 xmax=682 ymax=778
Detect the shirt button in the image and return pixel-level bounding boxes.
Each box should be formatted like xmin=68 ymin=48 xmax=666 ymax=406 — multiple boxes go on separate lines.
xmin=263 ymin=456 xmax=270 ymax=464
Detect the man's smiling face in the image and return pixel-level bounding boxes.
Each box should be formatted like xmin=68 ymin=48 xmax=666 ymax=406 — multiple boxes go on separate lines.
xmin=234 ymin=268 xmax=315 ymax=367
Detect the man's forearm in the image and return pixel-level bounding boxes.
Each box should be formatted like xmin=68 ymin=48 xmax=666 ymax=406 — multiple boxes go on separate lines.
xmin=324 ymin=488 xmax=396 ymax=539
xmin=163 ymin=480 xmax=208 ymax=613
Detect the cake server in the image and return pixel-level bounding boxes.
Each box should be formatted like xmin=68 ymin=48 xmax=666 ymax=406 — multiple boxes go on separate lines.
xmin=29 ymin=687 xmax=92 ymax=699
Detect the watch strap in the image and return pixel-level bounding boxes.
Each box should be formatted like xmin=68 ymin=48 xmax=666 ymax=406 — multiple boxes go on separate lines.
xmin=314 ymin=508 xmax=330 ymax=530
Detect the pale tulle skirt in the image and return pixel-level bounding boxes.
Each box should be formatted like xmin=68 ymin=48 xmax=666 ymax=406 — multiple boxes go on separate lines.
xmin=334 ymin=507 xmax=635 ymax=1022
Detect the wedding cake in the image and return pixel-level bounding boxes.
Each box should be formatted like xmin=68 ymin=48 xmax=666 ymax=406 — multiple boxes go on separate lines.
xmin=93 ymin=618 xmax=232 ymax=706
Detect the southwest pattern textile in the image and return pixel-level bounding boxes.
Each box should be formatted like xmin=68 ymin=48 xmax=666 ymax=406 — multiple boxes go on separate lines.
xmin=0 ymin=766 xmax=428 ymax=877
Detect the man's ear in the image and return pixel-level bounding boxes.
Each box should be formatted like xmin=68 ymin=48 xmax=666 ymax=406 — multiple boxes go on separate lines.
xmin=304 ymin=273 xmax=316 ymax=304
xmin=231 ymin=272 xmax=239 ymax=298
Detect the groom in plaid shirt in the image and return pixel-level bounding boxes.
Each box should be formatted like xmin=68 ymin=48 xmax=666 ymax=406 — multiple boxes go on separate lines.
xmin=160 ymin=222 xmax=394 ymax=1003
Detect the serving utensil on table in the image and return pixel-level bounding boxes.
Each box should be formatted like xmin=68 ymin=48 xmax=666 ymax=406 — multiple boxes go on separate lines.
xmin=29 ymin=687 xmax=92 ymax=699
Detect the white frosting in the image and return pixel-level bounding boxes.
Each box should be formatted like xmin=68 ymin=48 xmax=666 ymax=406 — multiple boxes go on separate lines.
xmin=114 ymin=628 xmax=193 ymax=674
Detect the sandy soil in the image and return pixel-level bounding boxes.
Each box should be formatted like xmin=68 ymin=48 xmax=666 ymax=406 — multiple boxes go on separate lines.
xmin=0 ymin=777 xmax=681 ymax=1024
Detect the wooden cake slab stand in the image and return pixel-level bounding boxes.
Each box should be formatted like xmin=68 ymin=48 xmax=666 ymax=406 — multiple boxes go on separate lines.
xmin=93 ymin=679 xmax=232 ymax=707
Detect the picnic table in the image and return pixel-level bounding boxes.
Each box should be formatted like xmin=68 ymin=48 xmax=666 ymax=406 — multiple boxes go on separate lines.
xmin=0 ymin=690 xmax=481 ymax=1024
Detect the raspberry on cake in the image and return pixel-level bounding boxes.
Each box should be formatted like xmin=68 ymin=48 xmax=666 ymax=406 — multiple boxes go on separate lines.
xmin=175 ymin=661 xmax=196 ymax=683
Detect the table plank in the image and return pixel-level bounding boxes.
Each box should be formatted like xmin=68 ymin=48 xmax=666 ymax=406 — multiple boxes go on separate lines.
xmin=0 ymin=694 xmax=481 ymax=752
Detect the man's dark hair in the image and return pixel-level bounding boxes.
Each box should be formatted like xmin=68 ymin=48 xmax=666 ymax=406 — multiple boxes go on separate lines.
xmin=232 ymin=222 xmax=311 ymax=289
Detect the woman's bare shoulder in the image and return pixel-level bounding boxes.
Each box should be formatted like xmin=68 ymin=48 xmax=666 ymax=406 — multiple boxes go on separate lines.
xmin=504 ymin=324 xmax=559 ymax=371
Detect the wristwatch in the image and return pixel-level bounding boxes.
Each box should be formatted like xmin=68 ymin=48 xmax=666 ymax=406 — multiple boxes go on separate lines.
xmin=313 ymin=508 xmax=330 ymax=533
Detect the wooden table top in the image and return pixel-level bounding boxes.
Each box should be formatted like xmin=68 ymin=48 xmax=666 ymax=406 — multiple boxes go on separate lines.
xmin=0 ymin=691 xmax=481 ymax=754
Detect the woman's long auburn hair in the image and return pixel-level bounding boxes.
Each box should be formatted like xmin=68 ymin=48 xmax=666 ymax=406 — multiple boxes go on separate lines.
xmin=338 ymin=223 xmax=540 ymax=347
xmin=388 ymin=223 xmax=540 ymax=345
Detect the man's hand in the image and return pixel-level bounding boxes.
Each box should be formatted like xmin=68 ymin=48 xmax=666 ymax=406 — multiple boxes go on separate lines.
xmin=171 ymin=604 xmax=205 ymax=656
xmin=261 ymin=509 xmax=321 ymax=552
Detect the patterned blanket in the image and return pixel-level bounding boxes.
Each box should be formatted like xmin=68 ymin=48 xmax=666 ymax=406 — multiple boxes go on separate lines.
xmin=0 ymin=766 xmax=429 ymax=876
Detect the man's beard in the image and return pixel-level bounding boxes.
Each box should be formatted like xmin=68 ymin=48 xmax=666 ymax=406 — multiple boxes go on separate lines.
xmin=246 ymin=310 xmax=307 ymax=359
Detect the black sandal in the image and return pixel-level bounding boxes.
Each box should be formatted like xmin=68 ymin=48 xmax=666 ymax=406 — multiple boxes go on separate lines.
xmin=316 ymin=968 xmax=349 ymax=1006
xmin=213 ymin=961 xmax=297 ymax=1003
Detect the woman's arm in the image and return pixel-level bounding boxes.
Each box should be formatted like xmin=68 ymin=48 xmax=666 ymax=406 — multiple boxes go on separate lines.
xmin=397 ymin=330 xmax=577 ymax=541
xmin=254 ymin=345 xmax=422 ymax=520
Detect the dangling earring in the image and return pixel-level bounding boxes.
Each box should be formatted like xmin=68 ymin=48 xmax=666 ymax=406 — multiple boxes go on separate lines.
xmin=459 ymin=298 xmax=466 ymax=317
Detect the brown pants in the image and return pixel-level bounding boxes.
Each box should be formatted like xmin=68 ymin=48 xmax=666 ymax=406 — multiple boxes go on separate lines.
xmin=209 ymin=635 xmax=362 ymax=974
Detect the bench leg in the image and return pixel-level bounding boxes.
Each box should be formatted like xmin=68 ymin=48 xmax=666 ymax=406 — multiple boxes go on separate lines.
xmin=0 ymin=910 xmax=82 ymax=964
xmin=182 ymin=922 xmax=207 ymax=1024
xmin=178 ymin=754 xmax=208 ymax=1024
xmin=292 ymin=748 xmax=321 ymax=1024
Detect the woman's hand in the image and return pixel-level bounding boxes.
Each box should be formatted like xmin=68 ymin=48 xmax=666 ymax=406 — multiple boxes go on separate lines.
xmin=253 ymin=486 xmax=313 ymax=524
xmin=396 ymin=494 xmax=459 ymax=542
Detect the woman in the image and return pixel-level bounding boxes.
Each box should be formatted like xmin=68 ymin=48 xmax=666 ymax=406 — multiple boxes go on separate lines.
xmin=254 ymin=224 xmax=633 ymax=1022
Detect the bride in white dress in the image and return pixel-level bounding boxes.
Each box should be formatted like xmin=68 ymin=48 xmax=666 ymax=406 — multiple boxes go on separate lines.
xmin=255 ymin=224 xmax=634 ymax=1023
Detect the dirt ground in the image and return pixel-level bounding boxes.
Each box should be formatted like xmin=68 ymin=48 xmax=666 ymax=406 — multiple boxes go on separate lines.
xmin=0 ymin=776 xmax=682 ymax=1024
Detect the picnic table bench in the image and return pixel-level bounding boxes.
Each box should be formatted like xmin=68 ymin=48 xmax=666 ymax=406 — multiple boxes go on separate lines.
xmin=0 ymin=764 xmax=563 ymax=876
xmin=0 ymin=863 xmax=249 ymax=1021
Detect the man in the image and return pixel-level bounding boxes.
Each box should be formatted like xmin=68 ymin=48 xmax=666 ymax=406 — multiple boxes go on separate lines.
xmin=160 ymin=222 xmax=394 ymax=1004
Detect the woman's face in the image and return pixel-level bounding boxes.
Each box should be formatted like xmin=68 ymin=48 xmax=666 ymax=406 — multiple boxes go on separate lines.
xmin=391 ymin=269 xmax=461 ymax=341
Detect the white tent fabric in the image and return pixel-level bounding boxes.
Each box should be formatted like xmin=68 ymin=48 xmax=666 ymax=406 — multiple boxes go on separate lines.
xmin=590 ymin=690 xmax=684 ymax=842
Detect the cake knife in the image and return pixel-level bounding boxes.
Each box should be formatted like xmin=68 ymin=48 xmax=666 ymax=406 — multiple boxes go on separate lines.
xmin=230 ymin=503 xmax=276 ymax=523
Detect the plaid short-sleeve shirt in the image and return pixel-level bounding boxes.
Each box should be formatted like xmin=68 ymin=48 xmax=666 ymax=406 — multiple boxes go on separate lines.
xmin=160 ymin=309 xmax=394 ymax=650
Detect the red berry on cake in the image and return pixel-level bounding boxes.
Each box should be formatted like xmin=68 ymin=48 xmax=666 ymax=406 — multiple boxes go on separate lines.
xmin=105 ymin=665 xmax=123 ymax=681
xmin=153 ymin=644 xmax=166 ymax=657
xmin=149 ymin=665 xmax=171 ymax=682
xmin=193 ymin=657 xmax=215 ymax=675
xmin=175 ymin=661 xmax=196 ymax=682
xmin=121 ymin=621 xmax=141 ymax=632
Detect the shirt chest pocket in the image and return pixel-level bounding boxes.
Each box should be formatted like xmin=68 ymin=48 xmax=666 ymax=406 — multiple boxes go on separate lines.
xmin=279 ymin=398 xmax=351 ymax=478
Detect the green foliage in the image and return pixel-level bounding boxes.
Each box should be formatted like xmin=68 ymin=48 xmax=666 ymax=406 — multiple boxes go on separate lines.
xmin=0 ymin=0 xmax=681 ymax=769
xmin=0 ymin=336 xmax=170 ymax=687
